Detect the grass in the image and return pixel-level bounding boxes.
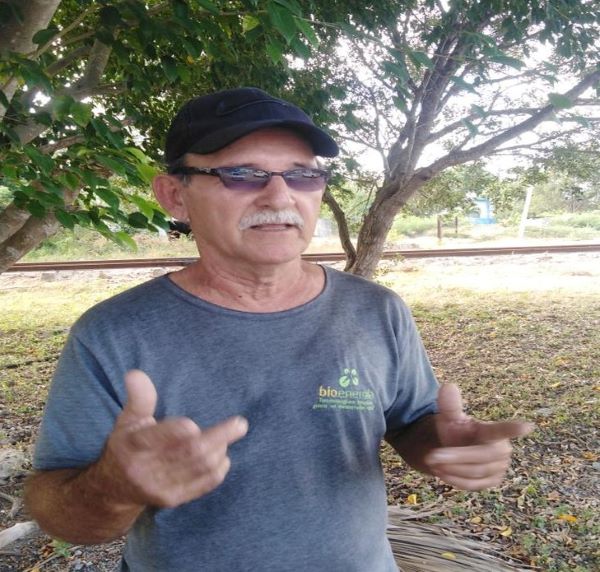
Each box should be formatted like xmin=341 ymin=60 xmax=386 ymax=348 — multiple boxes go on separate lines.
xmin=374 ymin=256 xmax=599 ymax=571
xmin=17 ymin=210 xmax=600 ymax=264
xmin=1 ymin=254 xmax=599 ymax=571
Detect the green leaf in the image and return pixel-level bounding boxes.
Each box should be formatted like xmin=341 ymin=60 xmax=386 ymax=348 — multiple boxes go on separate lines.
xmin=393 ymin=95 xmax=408 ymax=113
xmin=268 ymin=2 xmax=298 ymax=44
xmin=71 ymin=102 xmax=93 ymax=127
xmin=26 ymin=200 xmax=46 ymax=218
xmin=136 ymin=163 xmax=158 ymax=184
xmin=59 ymin=172 xmax=80 ymax=190
xmin=290 ymin=38 xmax=310 ymax=59
xmin=128 ymin=212 xmax=149 ymax=228
xmin=161 ymin=57 xmax=179 ymax=83
xmin=52 ymin=95 xmax=73 ymax=121
xmin=114 ymin=230 xmax=138 ymax=251
xmin=99 ymin=6 xmax=122 ymax=28
xmin=96 ymin=154 xmax=128 ymax=176
xmin=96 ymin=188 xmax=121 ymax=210
xmin=0 ymin=89 xmax=9 ymax=109
xmin=450 ymin=76 xmax=477 ymax=93
xmin=129 ymin=195 xmax=156 ymax=219
xmin=1 ymin=163 xmax=18 ymax=179
xmin=180 ymin=37 xmax=202 ymax=57
xmin=125 ymin=147 xmax=151 ymax=163
xmin=242 ymin=15 xmax=261 ymax=33
xmin=194 ymin=0 xmax=221 ymax=15
xmin=569 ymin=115 xmax=590 ymax=128
xmin=407 ymin=50 xmax=433 ymax=69
xmin=91 ymin=118 xmax=124 ymax=148
xmin=490 ymin=54 xmax=523 ymax=69
xmin=471 ymin=104 xmax=487 ymax=117
xmin=172 ymin=0 xmax=189 ymax=20
xmin=32 ymin=25 xmax=59 ymax=46
xmin=23 ymin=147 xmax=55 ymax=174
xmin=461 ymin=119 xmax=478 ymax=137
xmin=55 ymin=209 xmax=76 ymax=229
xmin=293 ymin=17 xmax=318 ymax=47
xmin=266 ymin=37 xmax=285 ymax=63
xmin=20 ymin=61 xmax=53 ymax=93
xmin=273 ymin=0 xmax=302 ymax=17
xmin=548 ymin=93 xmax=573 ymax=109
xmin=382 ymin=61 xmax=410 ymax=84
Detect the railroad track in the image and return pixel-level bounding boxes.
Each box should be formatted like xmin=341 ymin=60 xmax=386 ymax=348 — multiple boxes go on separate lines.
xmin=6 ymin=243 xmax=599 ymax=272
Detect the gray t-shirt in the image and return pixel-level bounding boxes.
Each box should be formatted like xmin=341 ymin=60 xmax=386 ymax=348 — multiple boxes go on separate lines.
xmin=34 ymin=265 xmax=438 ymax=572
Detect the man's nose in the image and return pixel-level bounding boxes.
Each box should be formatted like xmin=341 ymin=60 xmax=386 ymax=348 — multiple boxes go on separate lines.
xmin=256 ymin=174 xmax=295 ymax=209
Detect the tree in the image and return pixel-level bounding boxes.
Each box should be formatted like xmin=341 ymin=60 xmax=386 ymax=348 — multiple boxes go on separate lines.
xmin=312 ymin=0 xmax=600 ymax=277
xmin=0 ymin=0 xmax=331 ymax=272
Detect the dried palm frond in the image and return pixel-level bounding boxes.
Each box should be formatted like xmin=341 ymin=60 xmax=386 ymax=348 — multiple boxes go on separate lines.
xmin=387 ymin=506 xmax=532 ymax=572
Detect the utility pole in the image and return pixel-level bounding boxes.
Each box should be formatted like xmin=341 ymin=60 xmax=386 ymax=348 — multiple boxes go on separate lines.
xmin=518 ymin=187 xmax=533 ymax=239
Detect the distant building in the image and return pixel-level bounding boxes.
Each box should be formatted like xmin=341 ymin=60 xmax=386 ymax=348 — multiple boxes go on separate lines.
xmin=470 ymin=197 xmax=496 ymax=224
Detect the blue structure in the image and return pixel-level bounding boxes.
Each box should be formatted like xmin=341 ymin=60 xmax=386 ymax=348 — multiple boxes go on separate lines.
xmin=470 ymin=197 xmax=496 ymax=224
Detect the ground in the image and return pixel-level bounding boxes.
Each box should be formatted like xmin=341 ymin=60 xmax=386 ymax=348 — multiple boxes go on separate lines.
xmin=0 ymin=252 xmax=598 ymax=571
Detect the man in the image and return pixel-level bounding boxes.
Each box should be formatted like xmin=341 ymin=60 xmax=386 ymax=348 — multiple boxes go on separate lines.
xmin=25 ymin=87 xmax=532 ymax=571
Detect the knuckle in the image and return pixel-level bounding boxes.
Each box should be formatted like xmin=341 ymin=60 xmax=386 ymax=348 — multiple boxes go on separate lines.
xmin=158 ymin=490 xmax=182 ymax=508
xmin=209 ymin=458 xmax=231 ymax=487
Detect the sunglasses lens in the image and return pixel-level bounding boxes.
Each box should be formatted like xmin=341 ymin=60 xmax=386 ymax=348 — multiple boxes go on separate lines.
xmin=217 ymin=167 xmax=328 ymax=191
xmin=283 ymin=169 xmax=328 ymax=191
xmin=219 ymin=168 xmax=269 ymax=191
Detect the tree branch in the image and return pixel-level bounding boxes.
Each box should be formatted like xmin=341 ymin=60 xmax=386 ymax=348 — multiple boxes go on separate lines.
xmin=322 ymin=189 xmax=356 ymax=267
xmin=413 ymin=69 xmax=600 ymax=183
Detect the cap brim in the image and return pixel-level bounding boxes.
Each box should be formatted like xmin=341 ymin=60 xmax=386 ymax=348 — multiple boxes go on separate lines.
xmin=185 ymin=119 xmax=339 ymax=157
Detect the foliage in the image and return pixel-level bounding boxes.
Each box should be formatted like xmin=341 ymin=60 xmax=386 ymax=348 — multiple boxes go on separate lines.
xmin=0 ymin=0 xmax=342 ymax=270
xmin=305 ymin=0 xmax=600 ymax=275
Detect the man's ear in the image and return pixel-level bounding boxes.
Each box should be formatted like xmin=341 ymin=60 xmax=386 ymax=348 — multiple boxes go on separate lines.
xmin=152 ymin=174 xmax=189 ymax=221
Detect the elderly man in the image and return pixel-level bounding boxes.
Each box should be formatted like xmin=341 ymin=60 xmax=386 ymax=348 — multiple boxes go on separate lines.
xmin=26 ymin=87 xmax=532 ymax=571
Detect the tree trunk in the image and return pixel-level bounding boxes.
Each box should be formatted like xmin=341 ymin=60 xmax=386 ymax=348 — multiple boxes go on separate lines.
xmin=0 ymin=212 xmax=60 ymax=273
xmin=0 ymin=203 xmax=32 ymax=244
xmin=0 ymin=0 xmax=62 ymax=119
xmin=322 ymin=189 xmax=356 ymax=269
xmin=347 ymin=197 xmax=399 ymax=279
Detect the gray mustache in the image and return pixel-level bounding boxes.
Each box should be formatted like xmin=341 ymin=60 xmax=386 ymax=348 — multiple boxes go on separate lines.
xmin=239 ymin=210 xmax=305 ymax=230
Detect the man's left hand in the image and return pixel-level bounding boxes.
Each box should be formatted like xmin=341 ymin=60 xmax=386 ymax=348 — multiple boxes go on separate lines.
xmin=424 ymin=383 xmax=534 ymax=491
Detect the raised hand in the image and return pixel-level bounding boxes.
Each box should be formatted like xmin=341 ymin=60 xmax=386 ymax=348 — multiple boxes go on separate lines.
xmin=424 ymin=383 xmax=533 ymax=490
xmin=95 ymin=369 xmax=248 ymax=508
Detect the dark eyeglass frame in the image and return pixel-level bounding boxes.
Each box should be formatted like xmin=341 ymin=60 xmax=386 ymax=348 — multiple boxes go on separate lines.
xmin=169 ymin=166 xmax=330 ymax=192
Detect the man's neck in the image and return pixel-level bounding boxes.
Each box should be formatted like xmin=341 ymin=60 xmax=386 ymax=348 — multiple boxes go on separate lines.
xmin=168 ymin=258 xmax=325 ymax=313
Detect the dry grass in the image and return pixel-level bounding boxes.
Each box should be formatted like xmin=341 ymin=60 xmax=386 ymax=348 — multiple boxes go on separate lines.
xmin=0 ymin=252 xmax=598 ymax=571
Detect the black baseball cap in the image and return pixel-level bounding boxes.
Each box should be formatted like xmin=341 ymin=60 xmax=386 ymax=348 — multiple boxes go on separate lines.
xmin=164 ymin=87 xmax=339 ymax=164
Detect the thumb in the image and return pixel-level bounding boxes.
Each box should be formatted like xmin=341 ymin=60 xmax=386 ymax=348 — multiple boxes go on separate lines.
xmin=118 ymin=369 xmax=157 ymax=427
xmin=437 ymin=383 xmax=468 ymax=423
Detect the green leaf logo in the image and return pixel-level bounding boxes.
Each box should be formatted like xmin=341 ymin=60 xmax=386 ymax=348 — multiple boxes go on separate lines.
xmin=338 ymin=368 xmax=359 ymax=388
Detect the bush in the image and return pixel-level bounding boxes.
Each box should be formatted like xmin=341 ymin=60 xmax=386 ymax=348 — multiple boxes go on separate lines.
xmin=389 ymin=215 xmax=438 ymax=239
xmin=548 ymin=211 xmax=600 ymax=230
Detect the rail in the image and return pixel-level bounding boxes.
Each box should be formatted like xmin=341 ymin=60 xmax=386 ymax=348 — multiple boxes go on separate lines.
xmin=6 ymin=243 xmax=599 ymax=272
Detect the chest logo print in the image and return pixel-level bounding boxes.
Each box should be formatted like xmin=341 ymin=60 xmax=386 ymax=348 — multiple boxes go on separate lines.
xmin=338 ymin=368 xmax=359 ymax=388
xmin=312 ymin=367 xmax=375 ymax=412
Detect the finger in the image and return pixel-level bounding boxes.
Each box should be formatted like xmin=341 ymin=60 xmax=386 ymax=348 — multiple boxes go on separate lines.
xmin=127 ymin=417 xmax=200 ymax=450
xmin=156 ymin=456 xmax=233 ymax=508
xmin=426 ymin=442 xmax=512 ymax=466
xmin=473 ymin=419 xmax=535 ymax=443
xmin=437 ymin=383 xmax=467 ymax=423
xmin=435 ymin=473 xmax=506 ymax=492
xmin=201 ymin=416 xmax=249 ymax=448
xmin=118 ymin=370 xmax=158 ymax=427
xmin=430 ymin=458 xmax=510 ymax=480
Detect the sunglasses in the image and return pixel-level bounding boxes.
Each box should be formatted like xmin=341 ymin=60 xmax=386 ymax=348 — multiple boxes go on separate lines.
xmin=169 ymin=166 xmax=329 ymax=192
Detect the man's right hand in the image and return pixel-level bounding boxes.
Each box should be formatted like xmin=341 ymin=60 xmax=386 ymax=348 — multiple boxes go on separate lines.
xmin=94 ymin=369 xmax=248 ymax=509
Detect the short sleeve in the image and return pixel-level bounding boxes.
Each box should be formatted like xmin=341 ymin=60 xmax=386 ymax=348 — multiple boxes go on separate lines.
xmin=383 ymin=305 xmax=439 ymax=433
xmin=33 ymin=332 xmax=123 ymax=470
